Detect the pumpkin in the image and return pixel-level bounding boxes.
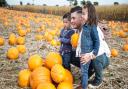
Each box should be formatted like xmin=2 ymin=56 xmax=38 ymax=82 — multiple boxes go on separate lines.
xmin=0 ymin=36 xmax=4 ymax=46
xmin=71 ymin=33 xmax=79 ymax=48
xmin=119 ymin=30 xmax=127 ymax=38
xmin=122 ymin=44 xmax=128 ymax=51
xmin=37 ymin=83 xmax=56 ymax=89
xmin=30 ymin=67 xmax=51 ymax=89
xmin=9 ymin=33 xmax=16 ymax=45
xmin=111 ymin=49 xmax=118 ymax=57
xmin=45 ymin=52 xmax=62 ymax=69
xmin=17 ymin=45 xmax=26 ymax=54
xmin=18 ymin=69 xmax=31 ymax=88
xmin=18 ymin=29 xmax=27 ymax=37
xmin=51 ymin=39 xmax=57 ymax=46
xmin=57 ymin=82 xmax=73 ymax=89
xmin=63 ymin=69 xmax=73 ymax=83
xmin=17 ymin=36 xmax=25 ymax=45
xmin=28 ymin=54 xmax=44 ymax=71
xmin=7 ymin=47 xmax=19 ymax=60
xmin=51 ymin=64 xmax=66 ymax=83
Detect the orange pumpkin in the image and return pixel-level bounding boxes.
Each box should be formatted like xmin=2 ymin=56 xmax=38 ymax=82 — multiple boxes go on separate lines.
xmin=28 ymin=54 xmax=44 ymax=71
xmin=119 ymin=30 xmax=127 ymax=38
xmin=30 ymin=67 xmax=51 ymax=89
xmin=63 ymin=69 xmax=73 ymax=83
xmin=51 ymin=39 xmax=57 ymax=46
xmin=71 ymin=33 xmax=79 ymax=48
xmin=51 ymin=64 xmax=66 ymax=83
xmin=0 ymin=36 xmax=4 ymax=46
xmin=35 ymin=34 xmax=43 ymax=41
xmin=57 ymin=82 xmax=73 ymax=89
xmin=45 ymin=52 xmax=62 ymax=69
xmin=18 ymin=29 xmax=27 ymax=37
xmin=111 ymin=49 xmax=118 ymax=57
xmin=17 ymin=36 xmax=25 ymax=45
xmin=9 ymin=33 xmax=16 ymax=45
xmin=7 ymin=47 xmax=19 ymax=60
xmin=37 ymin=83 xmax=56 ymax=89
xmin=17 ymin=45 xmax=26 ymax=54
xmin=18 ymin=69 xmax=31 ymax=88
xmin=122 ymin=44 xmax=128 ymax=51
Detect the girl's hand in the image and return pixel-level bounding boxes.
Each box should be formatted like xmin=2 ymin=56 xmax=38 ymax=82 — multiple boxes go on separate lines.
xmin=80 ymin=53 xmax=91 ymax=64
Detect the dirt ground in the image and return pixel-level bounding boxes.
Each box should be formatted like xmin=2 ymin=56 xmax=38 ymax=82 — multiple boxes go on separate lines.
xmin=0 ymin=13 xmax=128 ymax=89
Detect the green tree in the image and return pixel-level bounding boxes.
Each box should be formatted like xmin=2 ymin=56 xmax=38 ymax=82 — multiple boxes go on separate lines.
xmin=0 ymin=0 xmax=8 ymax=7
xmin=73 ymin=0 xmax=78 ymax=6
xmin=67 ymin=0 xmax=74 ymax=6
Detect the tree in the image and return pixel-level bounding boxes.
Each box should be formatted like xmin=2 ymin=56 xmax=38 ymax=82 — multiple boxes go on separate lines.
xmin=93 ymin=2 xmax=98 ymax=6
xmin=0 ymin=0 xmax=8 ymax=7
xmin=81 ymin=0 xmax=86 ymax=6
xmin=73 ymin=0 xmax=78 ymax=6
xmin=67 ymin=0 xmax=74 ymax=6
xmin=114 ymin=2 xmax=119 ymax=5
xmin=20 ymin=1 xmax=23 ymax=5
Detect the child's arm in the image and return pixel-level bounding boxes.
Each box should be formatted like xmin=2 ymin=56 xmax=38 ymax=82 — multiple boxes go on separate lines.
xmin=91 ymin=25 xmax=100 ymax=56
xmin=59 ymin=30 xmax=74 ymax=44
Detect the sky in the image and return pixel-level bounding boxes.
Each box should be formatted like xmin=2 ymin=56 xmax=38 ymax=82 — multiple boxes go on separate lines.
xmin=6 ymin=0 xmax=128 ymax=6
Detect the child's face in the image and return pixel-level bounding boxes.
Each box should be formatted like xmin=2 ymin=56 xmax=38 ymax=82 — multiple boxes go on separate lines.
xmin=63 ymin=18 xmax=70 ymax=29
xmin=82 ymin=8 xmax=88 ymax=24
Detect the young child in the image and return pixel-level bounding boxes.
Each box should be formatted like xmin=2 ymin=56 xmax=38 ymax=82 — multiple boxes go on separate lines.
xmin=76 ymin=3 xmax=100 ymax=89
xmin=59 ymin=12 xmax=74 ymax=71
xmin=88 ymin=26 xmax=110 ymax=88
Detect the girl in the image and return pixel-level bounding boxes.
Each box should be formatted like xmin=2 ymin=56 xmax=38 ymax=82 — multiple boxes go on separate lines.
xmin=76 ymin=3 xmax=100 ymax=89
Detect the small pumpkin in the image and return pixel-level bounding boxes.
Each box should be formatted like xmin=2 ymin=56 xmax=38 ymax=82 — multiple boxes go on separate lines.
xmin=71 ymin=33 xmax=79 ymax=48
xmin=122 ymin=44 xmax=128 ymax=51
xmin=7 ymin=47 xmax=19 ymax=60
xmin=9 ymin=33 xmax=16 ymax=45
xmin=18 ymin=29 xmax=27 ymax=37
xmin=111 ymin=49 xmax=118 ymax=57
xmin=0 ymin=36 xmax=4 ymax=46
xmin=17 ymin=45 xmax=26 ymax=54
xmin=18 ymin=69 xmax=31 ymax=88
xmin=63 ymin=69 xmax=73 ymax=83
xmin=17 ymin=36 xmax=25 ymax=45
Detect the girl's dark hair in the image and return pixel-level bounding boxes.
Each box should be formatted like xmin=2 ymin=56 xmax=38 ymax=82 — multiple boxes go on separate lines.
xmin=83 ymin=3 xmax=98 ymax=26
xmin=63 ymin=12 xmax=71 ymax=21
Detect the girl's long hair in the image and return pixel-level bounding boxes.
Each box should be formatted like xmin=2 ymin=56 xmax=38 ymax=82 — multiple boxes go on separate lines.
xmin=83 ymin=3 xmax=98 ymax=26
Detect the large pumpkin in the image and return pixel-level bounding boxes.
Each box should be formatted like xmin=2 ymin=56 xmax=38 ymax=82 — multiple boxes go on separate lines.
xmin=37 ymin=83 xmax=56 ymax=89
xmin=45 ymin=52 xmax=62 ymax=69
xmin=28 ymin=54 xmax=44 ymax=71
xmin=7 ymin=47 xmax=19 ymax=60
xmin=17 ymin=45 xmax=26 ymax=54
xmin=111 ymin=49 xmax=118 ymax=57
xmin=63 ymin=69 xmax=73 ymax=83
xmin=71 ymin=33 xmax=79 ymax=48
xmin=57 ymin=82 xmax=73 ymax=89
xmin=30 ymin=67 xmax=51 ymax=89
xmin=17 ymin=36 xmax=25 ymax=45
xmin=18 ymin=69 xmax=31 ymax=88
xmin=9 ymin=33 xmax=16 ymax=45
xmin=51 ymin=64 xmax=66 ymax=83
xmin=0 ymin=36 xmax=4 ymax=46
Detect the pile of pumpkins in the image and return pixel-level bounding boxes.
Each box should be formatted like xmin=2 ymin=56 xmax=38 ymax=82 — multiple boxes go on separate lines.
xmin=18 ymin=52 xmax=73 ymax=89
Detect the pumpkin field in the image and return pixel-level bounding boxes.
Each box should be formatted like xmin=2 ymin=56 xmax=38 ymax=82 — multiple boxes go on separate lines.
xmin=0 ymin=7 xmax=128 ymax=89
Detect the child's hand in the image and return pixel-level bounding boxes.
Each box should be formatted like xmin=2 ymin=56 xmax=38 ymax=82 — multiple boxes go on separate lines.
xmin=80 ymin=53 xmax=91 ymax=64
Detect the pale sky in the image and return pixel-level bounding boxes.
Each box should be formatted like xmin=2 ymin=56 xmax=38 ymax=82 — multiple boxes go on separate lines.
xmin=6 ymin=0 xmax=128 ymax=6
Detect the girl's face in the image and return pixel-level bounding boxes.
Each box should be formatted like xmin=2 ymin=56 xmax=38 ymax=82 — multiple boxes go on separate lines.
xmin=63 ymin=18 xmax=70 ymax=29
xmin=82 ymin=8 xmax=88 ymax=24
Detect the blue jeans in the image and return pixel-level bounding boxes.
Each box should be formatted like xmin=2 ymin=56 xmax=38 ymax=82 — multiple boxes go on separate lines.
xmin=89 ymin=53 xmax=110 ymax=83
xmin=81 ymin=61 xmax=91 ymax=89
xmin=62 ymin=52 xmax=72 ymax=71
